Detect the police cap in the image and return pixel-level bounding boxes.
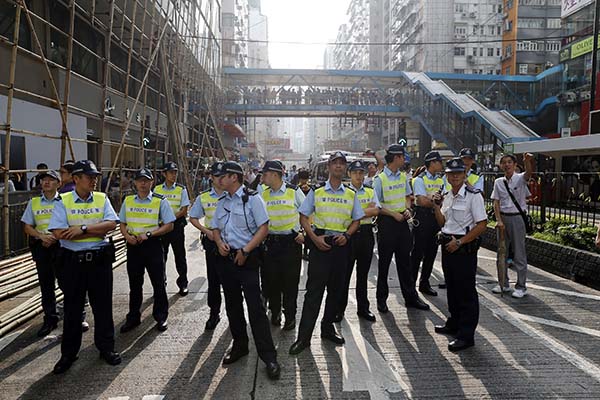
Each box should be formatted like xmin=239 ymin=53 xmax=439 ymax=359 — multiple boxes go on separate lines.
xmin=348 ymin=160 xmax=367 ymax=172
xmin=135 ymin=168 xmax=154 ymax=180
xmin=328 ymin=151 xmax=347 ymax=163
xmin=163 ymin=161 xmax=178 ymax=171
xmin=210 ymin=161 xmax=225 ymax=175
xmin=212 ymin=161 xmax=244 ymax=177
xmin=39 ymin=170 xmax=61 ymax=182
xmin=71 ymin=160 xmax=102 ymax=176
xmin=262 ymin=160 xmax=284 ymax=173
xmin=424 ymin=151 xmax=442 ymax=162
xmin=445 ymin=157 xmax=466 ymax=173
xmin=386 ymin=144 xmax=405 ymax=155
xmin=459 ymin=148 xmax=476 ymax=158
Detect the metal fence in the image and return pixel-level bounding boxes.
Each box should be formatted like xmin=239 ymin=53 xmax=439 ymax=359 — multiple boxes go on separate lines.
xmin=482 ymin=172 xmax=600 ymax=227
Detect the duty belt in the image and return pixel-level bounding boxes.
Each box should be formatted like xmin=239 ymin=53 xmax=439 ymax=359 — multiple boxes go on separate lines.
xmin=66 ymin=247 xmax=107 ymax=263
xmin=266 ymin=232 xmax=297 ymax=243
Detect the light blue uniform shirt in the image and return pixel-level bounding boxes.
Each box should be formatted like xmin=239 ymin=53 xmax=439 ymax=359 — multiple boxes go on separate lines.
xmin=118 ymin=191 xmax=176 ymax=225
xmin=189 ymin=188 xmax=221 ymax=219
xmin=48 ymin=190 xmax=119 ymax=251
xmin=21 ymin=192 xmax=61 ymax=226
xmin=158 ymin=182 xmax=190 ymax=208
xmin=350 ymin=183 xmax=382 ymax=209
xmin=373 ymin=166 xmax=413 ymax=204
xmin=299 ymin=180 xmax=365 ymax=235
xmin=211 ymin=185 xmax=269 ymax=249
xmin=413 ymin=170 xmax=441 ymax=197
xmin=467 ymin=170 xmax=484 ymax=192
xmin=264 ymin=182 xmax=306 ymax=234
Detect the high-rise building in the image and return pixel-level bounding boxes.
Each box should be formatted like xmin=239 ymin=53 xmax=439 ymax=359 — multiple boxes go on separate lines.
xmin=501 ymin=0 xmax=562 ymax=75
xmin=248 ymin=0 xmax=270 ymax=69
xmin=222 ymin=0 xmax=249 ymax=68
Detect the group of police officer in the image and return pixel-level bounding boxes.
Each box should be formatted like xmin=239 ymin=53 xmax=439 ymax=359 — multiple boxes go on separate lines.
xmin=22 ymin=143 xmax=489 ymax=379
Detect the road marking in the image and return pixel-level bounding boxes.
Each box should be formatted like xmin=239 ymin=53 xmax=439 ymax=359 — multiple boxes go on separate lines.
xmin=341 ymin=297 xmax=410 ymax=399
xmin=478 ymin=255 xmax=497 ymax=261
xmin=0 ymin=327 xmax=28 ymax=353
xmin=509 ymin=311 xmax=600 ymax=338
xmin=526 ymin=283 xmax=600 ymax=302
xmin=142 ymin=396 xmax=165 ymax=400
xmin=193 ymin=278 xmax=210 ymax=301
xmin=107 ymin=397 xmax=130 ymax=400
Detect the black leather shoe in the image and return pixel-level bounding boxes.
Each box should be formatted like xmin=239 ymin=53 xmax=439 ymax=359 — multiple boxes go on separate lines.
xmin=222 ymin=348 xmax=249 ymax=365
xmin=357 ymin=310 xmax=376 ymax=322
xmin=53 ymin=356 xmax=78 ymax=374
xmin=434 ymin=325 xmax=458 ymax=335
xmin=406 ymin=298 xmax=430 ymax=311
xmin=81 ymin=321 xmax=90 ymax=332
xmin=377 ymin=302 xmax=389 ymax=313
xmin=448 ymin=339 xmax=474 ymax=352
xmin=266 ymin=361 xmax=281 ymax=380
xmin=289 ymin=339 xmax=310 ymax=355
xmin=205 ymin=315 xmax=220 ymax=331
xmin=179 ymin=287 xmax=189 ymax=296
xmin=282 ymin=319 xmax=296 ymax=331
xmin=120 ymin=320 xmax=141 ymax=333
xmin=321 ymin=329 xmax=345 ymax=345
xmin=156 ymin=321 xmax=168 ymax=332
xmin=271 ymin=313 xmax=282 ymax=326
xmin=419 ymin=285 xmax=438 ymax=296
xmin=332 ymin=313 xmax=343 ymax=323
xmin=37 ymin=321 xmax=58 ymax=337
xmin=99 ymin=351 xmax=122 ymax=366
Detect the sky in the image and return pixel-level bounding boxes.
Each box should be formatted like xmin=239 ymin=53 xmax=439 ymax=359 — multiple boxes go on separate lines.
xmin=261 ymin=0 xmax=350 ymax=69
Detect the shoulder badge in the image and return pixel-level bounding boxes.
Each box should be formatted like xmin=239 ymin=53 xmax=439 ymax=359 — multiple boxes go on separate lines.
xmin=310 ymin=183 xmax=324 ymax=191
xmin=152 ymin=192 xmax=165 ymax=199
xmin=343 ymin=183 xmax=356 ymax=192
xmin=286 ymin=183 xmax=298 ymax=190
xmin=363 ymin=182 xmax=373 ymax=189
xmin=200 ymin=188 xmax=211 ymax=195
xmin=245 ymin=188 xmax=258 ymax=196
xmin=465 ymin=186 xmax=481 ymax=194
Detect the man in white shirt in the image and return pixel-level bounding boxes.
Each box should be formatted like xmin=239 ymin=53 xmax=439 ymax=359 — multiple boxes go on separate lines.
xmin=491 ymin=153 xmax=535 ymax=298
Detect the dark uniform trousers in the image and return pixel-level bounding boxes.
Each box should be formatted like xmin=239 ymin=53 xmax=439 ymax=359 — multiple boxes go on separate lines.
xmin=126 ymin=238 xmax=168 ymax=323
xmin=339 ymin=225 xmax=375 ymax=315
xmin=441 ymin=248 xmax=479 ymax=342
xmin=262 ymin=234 xmax=302 ymax=321
xmin=60 ymin=246 xmax=115 ymax=358
xmin=162 ymin=217 xmax=188 ymax=289
xmin=297 ymin=238 xmax=350 ymax=341
xmin=411 ymin=207 xmax=440 ymax=287
xmin=202 ymin=236 xmax=221 ymax=316
xmin=376 ymin=215 xmax=419 ymax=304
xmin=31 ymin=242 xmax=60 ymax=324
xmin=217 ymin=251 xmax=277 ymax=363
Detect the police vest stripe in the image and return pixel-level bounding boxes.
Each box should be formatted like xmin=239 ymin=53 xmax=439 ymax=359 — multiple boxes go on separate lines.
xmin=414 ymin=175 xmax=444 ymax=206
xmin=357 ymin=187 xmax=375 ymax=225
xmin=154 ymin=184 xmax=183 ymax=213
xmin=313 ymin=187 xmax=354 ymax=232
xmin=61 ymin=191 xmax=107 ymax=243
xmin=378 ymin=172 xmax=407 ymax=212
xmin=200 ymin=191 xmax=218 ymax=228
xmin=124 ymin=195 xmax=161 ymax=234
xmin=262 ymin=187 xmax=298 ymax=232
xmin=31 ymin=197 xmax=55 ymax=233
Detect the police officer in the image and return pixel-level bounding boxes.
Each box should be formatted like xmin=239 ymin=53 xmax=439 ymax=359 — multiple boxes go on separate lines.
xmin=432 ymin=158 xmax=487 ymax=351
xmin=374 ymin=144 xmax=429 ymax=313
xmin=189 ymin=162 xmax=225 ymax=331
xmin=154 ymin=162 xmax=190 ymax=295
xmin=119 ymin=168 xmax=176 ymax=333
xmin=336 ymin=160 xmax=380 ymax=322
xmin=48 ymin=160 xmax=121 ymax=374
xmin=21 ymin=170 xmax=62 ymax=337
xmin=411 ymin=151 xmax=445 ymax=296
xmin=459 ymin=148 xmax=484 ymax=192
xmin=261 ymin=160 xmax=305 ymax=330
xmin=211 ymin=161 xmax=281 ymax=380
xmin=289 ymin=152 xmax=364 ymax=355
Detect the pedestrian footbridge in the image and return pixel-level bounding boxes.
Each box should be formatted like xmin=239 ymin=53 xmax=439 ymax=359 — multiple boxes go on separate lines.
xmin=223 ymin=66 xmax=563 ymax=152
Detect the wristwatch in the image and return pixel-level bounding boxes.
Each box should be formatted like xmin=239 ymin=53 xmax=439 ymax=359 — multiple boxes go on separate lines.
xmin=81 ymin=225 xmax=88 ymax=233
xmin=455 ymin=239 xmax=462 ymax=247
xmin=343 ymin=232 xmax=351 ymax=241
xmin=146 ymin=231 xmax=153 ymax=238
xmin=241 ymin=248 xmax=250 ymax=257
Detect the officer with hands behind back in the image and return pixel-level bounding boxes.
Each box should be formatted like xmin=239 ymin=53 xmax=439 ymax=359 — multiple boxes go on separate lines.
xmin=154 ymin=162 xmax=190 ymax=296
xmin=210 ymin=161 xmax=281 ymax=380
xmin=432 ymin=158 xmax=487 ymax=352
xmin=289 ymin=151 xmax=364 ymax=355
xmin=189 ymin=161 xmax=226 ymax=331
xmin=119 ymin=168 xmax=175 ymax=334
xmin=48 ymin=160 xmax=121 ymax=374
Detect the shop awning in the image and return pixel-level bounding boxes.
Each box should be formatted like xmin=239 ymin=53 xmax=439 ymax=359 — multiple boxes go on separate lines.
xmin=223 ymin=123 xmax=246 ymax=138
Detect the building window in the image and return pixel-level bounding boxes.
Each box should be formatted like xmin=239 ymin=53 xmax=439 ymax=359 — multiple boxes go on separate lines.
xmin=519 ymin=64 xmax=529 ymax=74
xmin=547 ymin=19 xmax=561 ymax=29
xmin=488 ymin=25 xmax=495 ymax=35
xmin=546 ymin=41 xmax=560 ymax=52
xmin=497 ymin=47 xmax=501 ymax=56
xmin=454 ymin=47 xmax=466 ymax=56
xmin=454 ymin=69 xmax=465 ymax=74
xmin=488 ymin=48 xmax=494 ymax=57
xmin=505 ymin=67 xmax=511 ymax=75
xmin=519 ymin=0 xmax=545 ymax=5
xmin=518 ymin=18 xmax=545 ymax=29
xmin=517 ymin=41 xmax=540 ymax=51
xmin=455 ymin=25 xmax=467 ymax=36
xmin=473 ymin=47 xmax=478 ymax=56
xmin=505 ymin=44 xmax=513 ymax=56
xmin=547 ymin=0 xmax=561 ymax=5
xmin=479 ymin=47 xmax=484 ymax=56
xmin=505 ymin=20 xmax=513 ymax=32
xmin=455 ymin=3 xmax=466 ymax=13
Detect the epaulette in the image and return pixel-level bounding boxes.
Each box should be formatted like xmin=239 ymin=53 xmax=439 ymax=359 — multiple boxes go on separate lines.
xmin=363 ymin=182 xmax=373 ymax=189
xmin=200 ymin=188 xmax=211 ymax=195
xmin=417 ymin=171 xmax=426 ymax=179
xmin=310 ymin=183 xmax=324 ymax=190
xmin=56 ymin=194 xmax=62 ymax=201
xmin=286 ymin=183 xmax=298 ymax=190
xmin=244 ymin=187 xmax=258 ymax=196
xmin=343 ymin=183 xmax=356 ymax=192
xmin=176 ymin=183 xmax=185 ymax=188
xmin=152 ymin=192 xmax=165 ymax=199
xmin=218 ymin=193 xmax=227 ymax=201
xmin=466 ymin=186 xmax=482 ymax=194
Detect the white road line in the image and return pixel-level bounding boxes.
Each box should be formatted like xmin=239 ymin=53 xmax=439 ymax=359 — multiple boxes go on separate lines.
xmin=478 ymin=255 xmax=497 ymax=261
xmin=0 ymin=327 xmax=28 ymax=353
xmin=526 ymin=283 xmax=600 ymax=302
xmin=107 ymin=397 xmax=129 ymax=400
xmin=509 ymin=312 xmax=600 ymax=338
xmin=142 ymin=396 xmax=165 ymax=400
xmin=193 ymin=278 xmax=210 ymax=301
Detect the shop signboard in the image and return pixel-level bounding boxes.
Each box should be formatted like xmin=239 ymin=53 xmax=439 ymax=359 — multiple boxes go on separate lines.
xmin=562 ymin=0 xmax=594 ymax=19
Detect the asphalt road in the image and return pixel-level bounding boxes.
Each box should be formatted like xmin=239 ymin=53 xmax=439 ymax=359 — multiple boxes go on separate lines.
xmin=1 ymin=225 xmax=600 ymax=399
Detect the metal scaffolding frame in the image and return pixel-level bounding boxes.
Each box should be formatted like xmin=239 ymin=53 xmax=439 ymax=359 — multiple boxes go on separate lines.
xmin=0 ymin=0 xmax=227 ymax=257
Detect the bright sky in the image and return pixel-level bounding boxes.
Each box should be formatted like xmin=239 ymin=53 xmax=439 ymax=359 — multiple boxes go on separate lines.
xmin=261 ymin=0 xmax=350 ymax=69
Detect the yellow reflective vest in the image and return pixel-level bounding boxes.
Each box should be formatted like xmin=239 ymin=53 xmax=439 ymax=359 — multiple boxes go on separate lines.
xmin=199 ymin=190 xmax=219 ymax=228
xmin=377 ymin=171 xmax=407 ymax=212
xmin=123 ymin=194 xmax=161 ymax=235
xmin=154 ymin=183 xmax=184 ymax=214
xmin=61 ymin=191 xmax=107 ymax=243
xmin=30 ymin=195 xmax=59 ymax=233
xmin=261 ymin=185 xmax=298 ymax=233
xmin=313 ymin=186 xmax=355 ymax=232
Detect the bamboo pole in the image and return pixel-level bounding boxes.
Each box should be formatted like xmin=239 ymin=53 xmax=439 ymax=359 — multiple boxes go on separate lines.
xmin=60 ymin=0 xmax=76 ymax=165
xmin=2 ymin=4 xmax=21 ymax=257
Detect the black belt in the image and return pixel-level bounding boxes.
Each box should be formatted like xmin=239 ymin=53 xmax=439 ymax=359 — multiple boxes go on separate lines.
xmin=266 ymin=232 xmax=297 ymax=242
xmin=314 ymin=229 xmax=344 ymax=236
xmin=65 ymin=247 xmax=107 ymax=263
xmin=501 ymin=212 xmax=522 ymax=216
